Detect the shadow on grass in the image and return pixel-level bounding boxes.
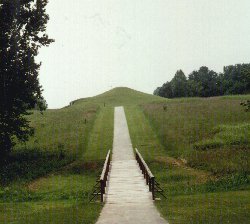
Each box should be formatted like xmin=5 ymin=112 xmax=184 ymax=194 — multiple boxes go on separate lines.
xmin=0 ymin=147 xmax=75 ymax=185
xmin=61 ymin=160 xmax=104 ymax=175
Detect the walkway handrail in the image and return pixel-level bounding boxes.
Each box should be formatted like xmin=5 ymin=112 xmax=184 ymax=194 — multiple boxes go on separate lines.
xmin=135 ymin=148 xmax=155 ymax=200
xmin=100 ymin=150 xmax=111 ymax=202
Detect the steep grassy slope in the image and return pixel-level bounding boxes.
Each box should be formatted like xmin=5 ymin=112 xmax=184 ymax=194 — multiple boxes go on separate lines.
xmin=125 ymin=103 xmax=250 ymax=223
xmin=141 ymin=96 xmax=250 ymax=175
xmin=0 ymin=95 xmax=112 ymax=223
xmin=0 ymin=87 xmax=249 ymax=223
xmin=123 ymin=90 xmax=250 ymax=223
xmin=0 ymin=87 xmax=160 ymax=223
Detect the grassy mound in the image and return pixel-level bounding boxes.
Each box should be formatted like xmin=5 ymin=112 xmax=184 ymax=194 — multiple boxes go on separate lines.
xmin=1 ymin=87 xmax=249 ymax=223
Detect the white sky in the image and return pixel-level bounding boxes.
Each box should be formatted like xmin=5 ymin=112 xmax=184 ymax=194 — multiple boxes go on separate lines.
xmin=37 ymin=0 xmax=250 ymax=109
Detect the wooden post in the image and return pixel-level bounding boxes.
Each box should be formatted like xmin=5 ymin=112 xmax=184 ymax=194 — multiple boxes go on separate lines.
xmin=149 ymin=178 xmax=152 ymax=192
xmin=151 ymin=177 xmax=155 ymax=200
xmin=100 ymin=180 xmax=103 ymax=202
xmin=100 ymin=179 xmax=104 ymax=202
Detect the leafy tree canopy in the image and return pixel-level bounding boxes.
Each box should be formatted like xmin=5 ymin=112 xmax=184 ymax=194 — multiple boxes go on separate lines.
xmin=171 ymin=70 xmax=187 ymax=97
xmin=0 ymin=0 xmax=53 ymax=163
xmin=154 ymin=63 xmax=250 ymax=98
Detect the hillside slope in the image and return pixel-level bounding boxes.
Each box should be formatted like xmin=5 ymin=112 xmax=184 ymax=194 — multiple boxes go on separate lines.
xmin=0 ymin=87 xmax=249 ymax=223
xmin=72 ymin=87 xmax=165 ymax=106
xmin=0 ymin=87 xmax=164 ymax=223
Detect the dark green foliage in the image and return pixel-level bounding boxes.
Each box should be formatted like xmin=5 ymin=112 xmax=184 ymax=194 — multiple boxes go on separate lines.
xmin=34 ymin=98 xmax=48 ymax=110
xmin=154 ymin=63 xmax=250 ymax=98
xmin=171 ymin=70 xmax=187 ymax=97
xmin=158 ymin=81 xmax=173 ymax=98
xmin=0 ymin=0 xmax=53 ymax=162
xmin=221 ymin=64 xmax=250 ymax=94
xmin=189 ymin=66 xmax=219 ymax=97
xmin=241 ymin=100 xmax=250 ymax=112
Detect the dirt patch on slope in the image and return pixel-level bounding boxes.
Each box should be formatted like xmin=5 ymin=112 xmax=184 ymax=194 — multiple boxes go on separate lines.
xmin=155 ymin=156 xmax=215 ymax=183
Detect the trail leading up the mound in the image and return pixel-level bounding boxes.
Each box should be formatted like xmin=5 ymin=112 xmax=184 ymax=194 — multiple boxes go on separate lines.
xmin=96 ymin=106 xmax=167 ymax=224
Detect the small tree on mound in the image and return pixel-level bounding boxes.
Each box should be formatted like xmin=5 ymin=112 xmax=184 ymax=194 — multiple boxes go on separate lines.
xmin=0 ymin=0 xmax=54 ymax=164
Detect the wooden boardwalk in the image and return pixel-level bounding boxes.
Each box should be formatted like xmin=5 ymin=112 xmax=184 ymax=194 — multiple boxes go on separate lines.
xmin=96 ymin=106 xmax=167 ymax=224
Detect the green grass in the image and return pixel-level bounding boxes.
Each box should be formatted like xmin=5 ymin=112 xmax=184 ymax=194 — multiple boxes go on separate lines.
xmin=22 ymin=103 xmax=99 ymax=156
xmin=0 ymin=94 xmax=113 ymax=223
xmin=84 ymin=107 xmax=114 ymax=161
xmin=141 ymin=96 xmax=250 ymax=175
xmin=124 ymin=91 xmax=250 ymax=223
xmin=157 ymin=190 xmax=250 ymax=224
xmin=1 ymin=87 xmax=249 ymax=223
xmin=0 ymin=201 xmax=102 ymax=224
xmin=194 ymin=123 xmax=250 ymax=150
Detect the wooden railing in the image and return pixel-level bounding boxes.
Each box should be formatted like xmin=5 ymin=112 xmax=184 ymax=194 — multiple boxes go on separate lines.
xmin=89 ymin=150 xmax=111 ymax=202
xmin=135 ymin=148 xmax=155 ymax=200
xmin=100 ymin=150 xmax=111 ymax=202
xmin=135 ymin=148 xmax=166 ymax=200
xmin=90 ymin=148 xmax=165 ymax=202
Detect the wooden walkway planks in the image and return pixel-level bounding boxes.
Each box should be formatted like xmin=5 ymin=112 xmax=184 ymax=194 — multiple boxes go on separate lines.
xmin=96 ymin=106 xmax=167 ymax=224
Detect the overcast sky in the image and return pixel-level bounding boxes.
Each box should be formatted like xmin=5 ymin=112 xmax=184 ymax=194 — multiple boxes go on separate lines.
xmin=37 ymin=0 xmax=250 ymax=109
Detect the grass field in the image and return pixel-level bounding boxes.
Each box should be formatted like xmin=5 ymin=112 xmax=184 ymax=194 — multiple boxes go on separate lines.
xmin=125 ymin=90 xmax=250 ymax=223
xmin=0 ymin=99 xmax=112 ymax=223
xmin=141 ymin=96 xmax=250 ymax=176
xmin=0 ymin=87 xmax=249 ymax=223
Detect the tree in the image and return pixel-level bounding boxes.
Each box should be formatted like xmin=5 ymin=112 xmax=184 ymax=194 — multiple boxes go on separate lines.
xmin=161 ymin=82 xmax=173 ymax=98
xmin=34 ymin=98 xmax=48 ymax=111
xmin=153 ymin=87 xmax=161 ymax=96
xmin=154 ymin=82 xmax=173 ymax=98
xmin=221 ymin=64 xmax=250 ymax=95
xmin=188 ymin=66 xmax=219 ymax=97
xmin=171 ymin=70 xmax=187 ymax=97
xmin=0 ymin=0 xmax=53 ymax=163
xmin=187 ymin=79 xmax=203 ymax=97
xmin=153 ymin=63 xmax=250 ymax=98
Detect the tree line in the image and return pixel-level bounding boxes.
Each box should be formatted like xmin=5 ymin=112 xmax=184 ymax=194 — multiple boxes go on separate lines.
xmin=154 ymin=64 xmax=250 ymax=98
